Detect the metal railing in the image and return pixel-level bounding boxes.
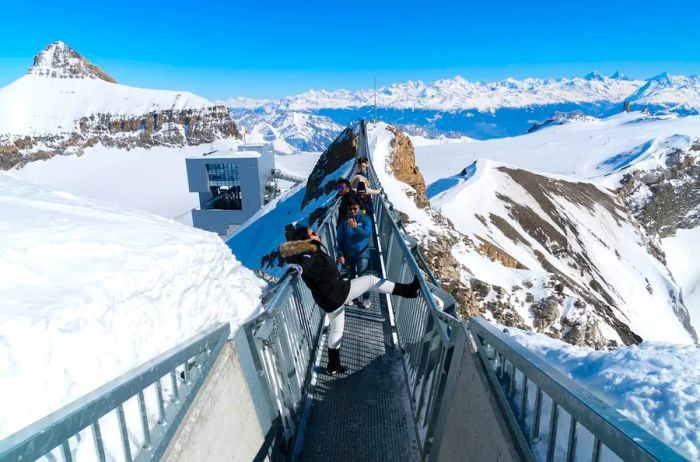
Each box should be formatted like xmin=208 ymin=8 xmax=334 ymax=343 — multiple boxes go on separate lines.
xmin=362 ymin=122 xmax=467 ymax=459
xmin=469 ymin=317 xmax=687 ymax=462
xmin=0 ymin=323 xmax=230 ymax=462
xmin=373 ymin=186 xmax=467 ymax=457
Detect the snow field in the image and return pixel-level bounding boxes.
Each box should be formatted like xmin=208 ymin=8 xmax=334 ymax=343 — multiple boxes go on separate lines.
xmin=0 ymin=173 xmax=265 ymax=455
xmin=11 ymin=139 xmax=243 ymax=220
xmin=415 ymin=112 xmax=700 ymax=183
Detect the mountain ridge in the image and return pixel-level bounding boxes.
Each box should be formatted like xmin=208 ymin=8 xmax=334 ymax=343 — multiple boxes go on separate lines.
xmin=223 ymin=71 xmax=700 ymax=113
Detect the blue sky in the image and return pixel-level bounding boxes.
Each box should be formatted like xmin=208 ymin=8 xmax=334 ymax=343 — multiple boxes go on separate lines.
xmin=2 ymin=0 xmax=699 ymax=99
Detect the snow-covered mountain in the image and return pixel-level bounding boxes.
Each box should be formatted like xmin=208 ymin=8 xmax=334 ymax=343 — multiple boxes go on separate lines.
xmin=231 ymin=107 xmax=343 ymax=153
xmin=227 ymin=71 xmax=700 ymax=141
xmin=241 ymin=72 xmax=641 ymax=112
xmin=626 ymin=72 xmax=700 ymax=114
xmin=412 ymin=112 xmax=700 ymax=344
xmin=0 ymin=41 xmax=239 ymax=169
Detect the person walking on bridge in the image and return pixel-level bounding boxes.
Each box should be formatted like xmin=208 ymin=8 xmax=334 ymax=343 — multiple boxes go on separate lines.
xmin=356 ymin=182 xmax=374 ymax=217
xmin=336 ymin=178 xmax=358 ymax=226
xmin=350 ymin=157 xmax=381 ymax=195
xmin=337 ymin=197 xmax=372 ymax=309
xmin=280 ymin=225 xmax=421 ymax=376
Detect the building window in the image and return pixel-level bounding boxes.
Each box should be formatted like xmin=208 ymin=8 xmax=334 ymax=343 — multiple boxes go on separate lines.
xmin=205 ymin=163 xmax=242 ymax=210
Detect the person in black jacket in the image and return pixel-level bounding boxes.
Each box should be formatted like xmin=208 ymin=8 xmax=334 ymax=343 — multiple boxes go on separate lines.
xmin=279 ymin=225 xmax=420 ymax=375
xmin=356 ymin=182 xmax=374 ymax=216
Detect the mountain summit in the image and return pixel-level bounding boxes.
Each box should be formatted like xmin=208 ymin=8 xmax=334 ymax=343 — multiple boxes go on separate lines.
xmin=28 ymin=41 xmax=116 ymax=83
xmin=0 ymin=42 xmax=239 ymax=169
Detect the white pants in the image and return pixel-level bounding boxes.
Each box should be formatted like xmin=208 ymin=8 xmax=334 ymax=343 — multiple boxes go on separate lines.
xmin=327 ymin=275 xmax=395 ymax=349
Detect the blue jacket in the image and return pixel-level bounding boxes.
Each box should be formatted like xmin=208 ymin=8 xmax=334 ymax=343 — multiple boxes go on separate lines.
xmin=337 ymin=212 xmax=371 ymax=260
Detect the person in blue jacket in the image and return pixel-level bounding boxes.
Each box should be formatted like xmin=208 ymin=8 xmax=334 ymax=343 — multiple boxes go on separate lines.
xmin=337 ymin=197 xmax=372 ymax=308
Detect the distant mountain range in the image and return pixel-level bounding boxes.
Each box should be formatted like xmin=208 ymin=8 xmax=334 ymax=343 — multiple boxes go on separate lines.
xmin=223 ymin=71 xmax=700 ymax=151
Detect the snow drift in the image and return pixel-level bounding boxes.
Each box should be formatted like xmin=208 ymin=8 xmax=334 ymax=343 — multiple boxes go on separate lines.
xmin=507 ymin=327 xmax=700 ymax=460
xmin=0 ymin=173 xmax=265 ymax=440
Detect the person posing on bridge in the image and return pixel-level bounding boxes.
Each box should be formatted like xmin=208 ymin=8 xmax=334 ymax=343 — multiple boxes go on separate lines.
xmin=280 ymin=225 xmax=421 ymax=376
xmin=337 ymin=198 xmax=372 ymax=309
xmin=350 ymin=157 xmax=381 ymax=195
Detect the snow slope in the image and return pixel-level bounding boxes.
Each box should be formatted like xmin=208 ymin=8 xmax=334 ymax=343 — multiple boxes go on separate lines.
xmin=0 ymin=74 xmax=212 ymax=136
xmin=429 ymin=159 xmax=693 ymax=345
xmin=0 ymin=173 xmax=265 ymax=443
xmin=10 ymin=138 xmax=243 ymax=219
xmin=662 ymin=228 xmax=700 ymax=331
xmin=507 ymin=327 xmax=700 ymax=460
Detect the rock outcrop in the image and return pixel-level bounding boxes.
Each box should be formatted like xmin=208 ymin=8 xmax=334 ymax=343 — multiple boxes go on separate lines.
xmin=618 ymin=141 xmax=700 ymax=238
xmin=28 ymin=41 xmax=117 ymax=82
xmin=386 ymin=126 xmax=429 ymax=208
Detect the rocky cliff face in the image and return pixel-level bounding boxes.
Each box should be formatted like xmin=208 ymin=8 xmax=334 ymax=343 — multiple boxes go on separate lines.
xmin=618 ymin=138 xmax=700 ymax=239
xmin=0 ymin=42 xmax=239 ymax=170
xmin=386 ymin=126 xmax=429 ymax=208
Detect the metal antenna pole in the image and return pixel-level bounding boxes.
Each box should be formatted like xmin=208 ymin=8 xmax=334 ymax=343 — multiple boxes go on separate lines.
xmin=373 ymin=77 xmax=377 ymax=123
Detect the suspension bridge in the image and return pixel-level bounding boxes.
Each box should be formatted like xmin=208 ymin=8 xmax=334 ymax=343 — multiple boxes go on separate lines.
xmin=0 ymin=122 xmax=687 ymax=462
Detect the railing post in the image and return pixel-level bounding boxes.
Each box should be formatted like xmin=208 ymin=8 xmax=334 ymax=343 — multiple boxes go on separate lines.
xmin=425 ymin=325 xmax=468 ymax=462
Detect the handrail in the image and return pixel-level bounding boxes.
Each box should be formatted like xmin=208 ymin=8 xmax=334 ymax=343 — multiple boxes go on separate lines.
xmin=0 ymin=323 xmax=230 ymax=462
xmin=360 ymin=120 xmax=468 ymax=459
xmin=469 ymin=317 xmax=687 ymax=462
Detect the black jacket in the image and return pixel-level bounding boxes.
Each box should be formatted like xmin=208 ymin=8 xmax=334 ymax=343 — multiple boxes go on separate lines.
xmin=359 ymin=195 xmax=374 ymax=216
xmin=279 ymin=239 xmax=350 ymax=312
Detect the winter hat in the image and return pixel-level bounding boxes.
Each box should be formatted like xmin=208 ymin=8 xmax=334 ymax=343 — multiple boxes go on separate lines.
xmin=356 ymin=182 xmax=367 ymax=193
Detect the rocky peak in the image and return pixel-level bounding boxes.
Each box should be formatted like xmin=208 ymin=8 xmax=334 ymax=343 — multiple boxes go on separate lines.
xmin=648 ymin=72 xmax=673 ymax=87
xmin=585 ymin=71 xmax=604 ymax=81
xmin=28 ymin=41 xmax=116 ymax=83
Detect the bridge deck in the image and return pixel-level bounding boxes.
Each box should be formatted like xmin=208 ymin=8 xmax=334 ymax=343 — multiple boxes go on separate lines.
xmin=297 ymin=229 xmax=420 ymax=461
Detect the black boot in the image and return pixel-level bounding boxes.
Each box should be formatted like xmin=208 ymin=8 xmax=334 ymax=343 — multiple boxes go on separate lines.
xmin=326 ymin=348 xmax=347 ymax=376
xmin=392 ymin=276 xmax=420 ymax=298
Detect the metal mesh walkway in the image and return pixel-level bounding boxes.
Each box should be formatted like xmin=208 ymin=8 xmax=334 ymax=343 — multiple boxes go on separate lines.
xmin=297 ymin=231 xmax=420 ymax=461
